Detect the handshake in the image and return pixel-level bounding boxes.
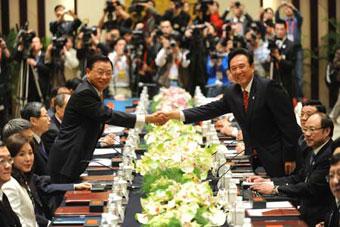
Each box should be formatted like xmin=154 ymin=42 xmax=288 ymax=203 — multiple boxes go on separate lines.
xmin=145 ymin=111 xmax=180 ymax=125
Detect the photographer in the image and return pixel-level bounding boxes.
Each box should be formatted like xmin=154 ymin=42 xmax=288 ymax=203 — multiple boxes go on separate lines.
xmin=205 ymin=40 xmax=231 ymax=97
xmin=49 ymin=4 xmax=81 ymax=38
xmin=129 ymin=0 xmax=161 ymax=33
xmin=45 ymin=36 xmax=80 ymax=89
xmin=224 ymin=1 xmax=253 ymax=36
xmin=155 ymin=27 xmax=190 ymax=88
xmin=76 ymin=25 xmax=108 ymax=74
xmin=245 ymin=26 xmax=269 ymax=77
xmin=0 ymin=35 xmax=11 ymax=129
xmin=108 ymin=38 xmax=131 ymax=98
xmin=98 ymin=0 xmax=132 ymax=33
xmin=163 ymin=0 xmax=190 ymax=34
xmin=268 ymin=19 xmax=295 ymax=98
xmin=13 ymin=35 xmax=50 ymax=104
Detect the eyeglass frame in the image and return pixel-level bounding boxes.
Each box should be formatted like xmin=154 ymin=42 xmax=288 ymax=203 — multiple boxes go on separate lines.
xmin=0 ymin=158 xmax=14 ymax=167
xmin=302 ymin=127 xmax=324 ymax=134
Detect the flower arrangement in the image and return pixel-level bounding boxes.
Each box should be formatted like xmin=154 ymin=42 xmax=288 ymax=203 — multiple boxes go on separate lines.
xmin=151 ymin=87 xmax=193 ymax=112
xmin=135 ymin=120 xmax=225 ymax=226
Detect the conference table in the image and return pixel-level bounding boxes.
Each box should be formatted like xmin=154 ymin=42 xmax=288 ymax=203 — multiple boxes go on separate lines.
xmin=50 ymin=99 xmax=307 ymax=226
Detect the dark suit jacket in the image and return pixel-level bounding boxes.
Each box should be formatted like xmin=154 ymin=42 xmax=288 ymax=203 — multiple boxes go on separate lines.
xmin=0 ymin=192 xmax=22 ymax=227
xmin=41 ymin=115 xmax=61 ymax=155
xmin=272 ymin=139 xmax=335 ymax=226
xmin=32 ymin=138 xmax=49 ymax=176
xmin=48 ymin=80 xmax=136 ymax=182
xmin=324 ymin=203 xmax=339 ymax=227
xmin=273 ymin=37 xmax=295 ymax=98
xmin=183 ymin=75 xmax=301 ymax=177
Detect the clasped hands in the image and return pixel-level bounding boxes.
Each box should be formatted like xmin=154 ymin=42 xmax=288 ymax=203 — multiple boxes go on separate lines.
xmin=145 ymin=111 xmax=180 ymax=125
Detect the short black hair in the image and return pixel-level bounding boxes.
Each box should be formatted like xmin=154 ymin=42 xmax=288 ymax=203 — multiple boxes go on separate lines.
xmin=54 ymin=4 xmax=65 ymax=12
xmin=86 ymin=55 xmax=113 ymax=71
xmin=315 ymin=112 xmax=334 ymax=138
xmin=275 ymin=19 xmax=287 ymax=29
xmin=65 ymin=78 xmax=83 ymax=91
xmin=20 ymin=102 xmax=44 ymax=120
xmin=228 ymin=48 xmax=254 ymax=67
xmin=302 ymin=99 xmax=326 ymax=113
xmin=330 ymin=153 xmax=340 ymax=166
xmin=2 ymin=119 xmax=31 ymax=141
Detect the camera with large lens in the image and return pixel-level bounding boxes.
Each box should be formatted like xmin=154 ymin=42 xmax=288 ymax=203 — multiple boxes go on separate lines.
xmin=52 ymin=36 xmax=67 ymax=55
xmin=105 ymin=0 xmax=116 ymax=13
xmin=80 ymin=24 xmax=97 ymax=47
xmin=17 ymin=29 xmax=36 ymax=49
xmin=267 ymin=38 xmax=278 ymax=51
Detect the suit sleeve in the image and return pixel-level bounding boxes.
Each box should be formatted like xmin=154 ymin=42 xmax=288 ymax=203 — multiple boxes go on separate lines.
xmin=75 ymin=89 xmax=136 ymax=128
xmin=35 ymin=175 xmax=74 ymax=194
xmin=276 ymin=160 xmax=330 ymax=198
xmin=183 ymin=94 xmax=231 ymax=124
xmin=266 ymin=81 xmax=301 ymax=161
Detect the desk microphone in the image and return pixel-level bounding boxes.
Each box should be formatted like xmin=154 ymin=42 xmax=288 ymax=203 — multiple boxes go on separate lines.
xmin=138 ymin=82 xmax=157 ymax=87
xmin=203 ymin=151 xmax=244 ymax=183
xmin=81 ymin=159 xmax=117 ymax=171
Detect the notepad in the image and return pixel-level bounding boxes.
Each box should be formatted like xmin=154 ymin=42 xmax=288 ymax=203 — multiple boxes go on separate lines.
xmin=93 ymin=148 xmax=120 ymax=156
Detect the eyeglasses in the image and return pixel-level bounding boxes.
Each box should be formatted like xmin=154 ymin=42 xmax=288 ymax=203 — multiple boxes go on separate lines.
xmin=302 ymin=127 xmax=324 ymax=133
xmin=0 ymin=158 xmax=14 ymax=167
xmin=326 ymin=172 xmax=340 ymax=182
xmin=93 ymin=69 xmax=113 ymax=77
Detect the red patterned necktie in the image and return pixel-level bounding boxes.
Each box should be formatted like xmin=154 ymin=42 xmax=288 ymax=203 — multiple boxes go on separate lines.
xmin=243 ymin=90 xmax=249 ymax=112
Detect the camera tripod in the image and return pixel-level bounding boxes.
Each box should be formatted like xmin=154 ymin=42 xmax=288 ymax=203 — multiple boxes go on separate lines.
xmin=15 ymin=59 xmax=44 ymax=116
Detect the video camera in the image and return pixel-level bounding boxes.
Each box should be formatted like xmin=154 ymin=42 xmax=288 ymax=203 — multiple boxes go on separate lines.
xmin=267 ymin=38 xmax=280 ymax=51
xmin=16 ymin=22 xmax=36 ymax=50
xmin=80 ymin=24 xmax=97 ymax=46
xmin=52 ymin=36 xmax=67 ymax=55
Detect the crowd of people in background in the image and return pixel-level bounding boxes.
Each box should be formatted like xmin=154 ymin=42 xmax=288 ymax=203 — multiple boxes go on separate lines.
xmin=0 ymin=0 xmax=308 ymax=129
xmin=0 ymin=1 xmax=340 ymax=226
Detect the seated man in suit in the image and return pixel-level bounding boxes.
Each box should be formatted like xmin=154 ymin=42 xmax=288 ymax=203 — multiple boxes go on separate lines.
xmin=164 ymin=48 xmax=301 ymax=177
xmin=0 ymin=140 xmax=21 ymax=227
xmin=20 ymin=102 xmax=51 ymax=176
xmin=248 ymin=112 xmax=335 ymax=226
xmin=48 ymin=55 xmax=167 ymax=183
xmin=317 ymin=144 xmax=340 ymax=227
xmin=2 ymin=118 xmax=34 ymax=142
xmin=42 ymin=93 xmax=71 ymax=154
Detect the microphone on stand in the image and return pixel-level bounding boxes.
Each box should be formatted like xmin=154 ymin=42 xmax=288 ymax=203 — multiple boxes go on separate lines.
xmin=203 ymin=151 xmax=244 ymax=183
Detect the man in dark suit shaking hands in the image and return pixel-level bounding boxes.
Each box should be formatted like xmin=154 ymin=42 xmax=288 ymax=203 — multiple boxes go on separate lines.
xmin=48 ymin=55 xmax=167 ymax=183
xmin=165 ymin=48 xmax=302 ymax=177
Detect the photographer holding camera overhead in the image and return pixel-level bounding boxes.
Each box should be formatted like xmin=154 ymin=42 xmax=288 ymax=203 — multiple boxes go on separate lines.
xmin=98 ymin=0 xmax=133 ymax=35
xmin=163 ymin=0 xmax=190 ymax=34
xmin=49 ymin=5 xmax=81 ymax=38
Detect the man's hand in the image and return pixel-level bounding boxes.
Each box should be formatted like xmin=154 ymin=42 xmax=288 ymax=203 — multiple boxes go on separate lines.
xmin=98 ymin=133 xmax=116 ymax=147
xmin=246 ymin=175 xmax=269 ymax=183
xmin=74 ymin=182 xmax=92 ymax=190
xmin=26 ymin=58 xmax=37 ymax=67
xmin=146 ymin=112 xmax=169 ymax=125
xmin=165 ymin=111 xmax=181 ymax=121
xmin=284 ymin=161 xmax=296 ymax=175
xmin=250 ymin=182 xmax=275 ymax=195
